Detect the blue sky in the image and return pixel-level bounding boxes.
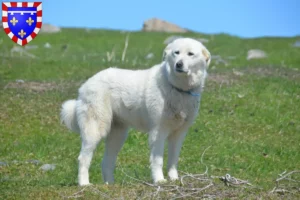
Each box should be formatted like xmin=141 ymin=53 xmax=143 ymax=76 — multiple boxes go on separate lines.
xmin=4 ymin=0 xmax=300 ymax=38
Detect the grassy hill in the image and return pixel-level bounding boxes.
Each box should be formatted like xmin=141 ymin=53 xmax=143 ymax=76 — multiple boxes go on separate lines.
xmin=0 ymin=29 xmax=300 ymax=199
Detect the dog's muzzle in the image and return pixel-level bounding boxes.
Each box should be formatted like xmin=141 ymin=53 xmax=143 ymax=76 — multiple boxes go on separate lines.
xmin=175 ymin=60 xmax=186 ymax=73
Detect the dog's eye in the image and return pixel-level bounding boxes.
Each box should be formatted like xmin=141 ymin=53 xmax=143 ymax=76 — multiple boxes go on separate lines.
xmin=174 ymin=51 xmax=180 ymax=55
xmin=188 ymin=52 xmax=194 ymax=56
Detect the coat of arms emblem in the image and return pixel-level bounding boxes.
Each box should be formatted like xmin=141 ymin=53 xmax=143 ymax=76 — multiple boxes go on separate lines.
xmin=2 ymin=2 xmax=42 ymax=46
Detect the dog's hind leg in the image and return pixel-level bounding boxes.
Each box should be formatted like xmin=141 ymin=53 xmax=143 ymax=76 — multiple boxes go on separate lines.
xmin=102 ymin=123 xmax=128 ymax=184
xmin=77 ymin=103 xmax=112 ymax=186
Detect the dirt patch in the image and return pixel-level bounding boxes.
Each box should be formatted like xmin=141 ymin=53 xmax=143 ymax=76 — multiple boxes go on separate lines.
xmin=243 ymin=66 xmax=300 ymax=80
xmin=207 ymin=73 xmax=238 ymax=85
xmin=207 ymin=66 xmax=300 ymax=85
xmin=3 ymin=81 xmax=82 ymax=92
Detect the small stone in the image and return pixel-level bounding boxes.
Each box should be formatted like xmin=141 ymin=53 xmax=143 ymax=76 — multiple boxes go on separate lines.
xmin=233 ymin=69 xmax=244 ymax=76
xmin=12 ymin=160 xmax=18 ymax=164
xmin=0 ymin=161 xmax=8 ymax=166
xmin=16 ymin=79 xmax=25 ymax=83
xmin=25 ymin=45 xmax=38 ymax=50
xmin=145 ymin=53 xmax=154 ymax=59
xmin=11 ymin=46 xmax=24 ymax=53
xmin=40 ymin=164 xmax=56 ymax=171
xmin=227 ymin=56 xmax=237 ymax=60
xmin=27 ymin=159 xmax=41 ymax=165
xmin=238 ymin=94 xmax=245 ymax=98
xmin=44 ymin=43 xmax=51 ymax=48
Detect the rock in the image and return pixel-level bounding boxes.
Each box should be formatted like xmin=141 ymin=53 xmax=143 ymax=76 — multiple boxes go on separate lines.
xmin=247 ymin=49 xmax=267 ymax=60
xmin=142 ymin=18 xmax=187 ymax=33
xmin=227 ymin=56 xmax=237 ymax=60
xmin=40 ymin=164 xmax=56 ymax=171
xmin=16 ymin=79 xmax=25 ymax=83
xmin=163 ymin=35 xmax=183 ymax=44
xmin=44 ymin=42 xmax=51 ymax=48
xmin=238 ymin=94 xmax=245 ymax=98
xmin=27 ymin=159 xmax=41 ymax=165
xmin=40 ymin=24 xmax=61 ymax=34
xmin=0 ymin=161 xmax=7 ymax=166
xmin=11 ymin=46 xmax=24 ymax=53
xmin=25 ymin=45 xmax=38 ymax=50
xmin=293 ymin=41 xmax=300 ymax=47
xmin=232 ymin=69 xmax=244 ymax=76
xmin=145 ymin=53 xmax=154 ymax=59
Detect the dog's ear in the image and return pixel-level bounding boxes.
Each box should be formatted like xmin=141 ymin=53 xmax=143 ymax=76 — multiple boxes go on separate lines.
xmin=202 ymin=48 xmax=211 ymax=68
xmin=162 ymin=44 xmax=172 ymax=61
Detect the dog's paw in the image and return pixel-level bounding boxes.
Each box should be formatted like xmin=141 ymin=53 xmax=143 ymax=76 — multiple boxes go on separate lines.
xmin=169 ymin=176 xmax=179 ymax=182
xmin=79 ymin=182 xmax=92 ymax=187
xmin=168 ymin=169 xmax=179 ymax=181
xmin=104 ymin=181 xmax=115 ymax=185
xmin=154 ymin=178 xmax=167 ymax=185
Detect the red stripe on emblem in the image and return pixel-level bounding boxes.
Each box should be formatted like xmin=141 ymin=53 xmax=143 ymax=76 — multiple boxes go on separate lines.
xmin=22 ymin=40 xmax=28 ymax=46
xmin=22 ymin=2 xmax=28 ymax=7
xmin=33 ymin=2 xmax=41 ymax=7
xmin=2 ymin=16 xmax=8 ymax=22
xmin=31 ymin=32 xmax=37 ymax=39
xmin=10 ymin=2 xmax=17 ymax=7
xmin=2 ymin=3 xmax=8 ymax=11
xmin=4 ymin=28 xmax=10 ymax=34
xmin=12 ymin=36 xmax=18 ymax=43
xmin=37 ymin=10 xmax=42 ymax=17
xmin=36 ymin=22 xmax=42 ymax=28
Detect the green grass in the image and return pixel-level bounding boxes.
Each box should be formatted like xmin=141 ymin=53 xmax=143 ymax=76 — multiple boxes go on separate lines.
xmin=0 ymin=29 xmax=300 ymax=199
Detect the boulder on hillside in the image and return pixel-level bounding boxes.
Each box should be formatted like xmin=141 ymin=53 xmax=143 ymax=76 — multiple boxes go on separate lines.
xmin=142 ymin=18 xmax=187 ymax=33
xmin=40 ymin=24 xmax=61 ymax=33
xmin=247 ymin=49 xmax=267 ymax=60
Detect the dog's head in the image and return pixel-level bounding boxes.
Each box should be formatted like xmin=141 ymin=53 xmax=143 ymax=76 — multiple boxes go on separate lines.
xmin=162 ymin=38 xmax=211 ymax=90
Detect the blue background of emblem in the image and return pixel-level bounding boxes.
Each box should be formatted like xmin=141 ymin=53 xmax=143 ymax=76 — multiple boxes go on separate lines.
xmin=8 ymin=7 xmax=37 ymax=40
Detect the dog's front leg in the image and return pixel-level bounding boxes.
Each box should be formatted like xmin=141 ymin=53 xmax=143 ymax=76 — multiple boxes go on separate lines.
xmin=148 ymin=129 xmax=168 ymax=184
xmin=167 ymin=131 xmax=187 ymax=181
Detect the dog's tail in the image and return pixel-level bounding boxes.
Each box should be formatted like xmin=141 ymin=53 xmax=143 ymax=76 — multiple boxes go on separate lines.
xmin=60 ymin=99 xmax=80 ymax=134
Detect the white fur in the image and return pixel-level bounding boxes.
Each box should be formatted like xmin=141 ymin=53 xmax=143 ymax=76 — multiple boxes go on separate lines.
xmin=60 ymin=38 xmax=211 ymax=186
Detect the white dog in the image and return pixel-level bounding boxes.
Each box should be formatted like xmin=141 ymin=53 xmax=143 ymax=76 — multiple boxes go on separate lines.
xmin=60 ymin=38 xmax=211 ymax=186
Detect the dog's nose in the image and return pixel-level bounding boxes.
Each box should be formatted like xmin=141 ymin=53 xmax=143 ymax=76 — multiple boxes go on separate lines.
xmin=176 ymin=60 xmax=183 ymax=69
